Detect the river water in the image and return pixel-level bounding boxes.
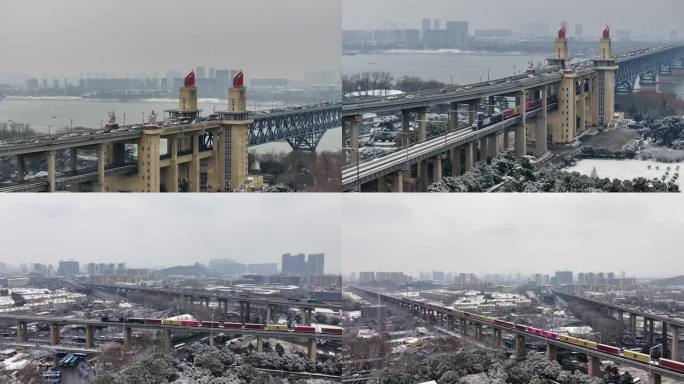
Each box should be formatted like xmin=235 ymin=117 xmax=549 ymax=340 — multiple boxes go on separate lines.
xmin=0 ymin=97 xmax=341 ymax=153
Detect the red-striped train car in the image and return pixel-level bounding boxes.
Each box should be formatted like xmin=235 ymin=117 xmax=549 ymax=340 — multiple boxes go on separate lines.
xmin=597 ymin=344 xmax=621 ymax=355
xmin=294 ymin=326 xmax=316 ymax=333
xmin=659 ymin=358 xmax=684 ymax=373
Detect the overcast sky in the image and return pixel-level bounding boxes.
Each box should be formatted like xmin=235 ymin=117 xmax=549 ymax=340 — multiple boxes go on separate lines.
xmin=343 ymin=0 xmax=683 ymax=39
xmin=342 ymin=195 xmax=684 ymax=278
xmin=0 ymin=195 xmax=341 ymax=273
xmin=0 ymin=0 xmax=340 ymax=80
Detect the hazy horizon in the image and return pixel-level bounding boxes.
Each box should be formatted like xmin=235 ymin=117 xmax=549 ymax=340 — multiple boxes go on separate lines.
xmin=342 ymin=195 xmax=684 ymax=278
xmin=343 ymin=0 xmax=683 ymax=40
xmin=0 ymin=195 xmax=342 ymax=273
xmin=0 ymin=0 xmax=341 ymax=82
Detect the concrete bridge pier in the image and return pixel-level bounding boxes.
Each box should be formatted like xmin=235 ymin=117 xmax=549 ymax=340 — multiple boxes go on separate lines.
xmin=514 ymin=335 xmax=526 ymax=360
xmin=47 ymin=150 xmax=56 ymax=192
xmin=401 ymin=110 xmax=411 ymax=148
xmin=648 ymin=318 xmax=655 ymax=346
xmin=487 ymin=133 xmax=498 ymax=160
xmin=546 ymin=343 xmax=557 ymax=361
xmin=460 ymin=319 xmax=467 ymax=335
xmin=587 ymin=356 xmax=601 ymax=377
xmin=69 ymin=148 xmax=78 ymax=173
xmin=629 ymin=314 xmax=637 ymax=334
xmin=493 ymin=328 xmax=502 ymax=347
xmin=515 ymin=90 xmax=527 ymax=158
xmin=208 ymin=332 xmax=214 ymax=347
xmin=304 ymin=308 xmax=312 ymax=325
xmin=503 ymin=129 xmax=510 ymax=150
xmin=162 ymin=329 xmax=172 ymax=353
xmin=96 ymin=144 xmax=106 ymax=192
xmin=16 ymin=155 xmax=25 ymax=182
xmin=50 ymin=323 xmax=60 ymax=345
xmin=266 ymin=305 xmax=273 ymax=324
xmin=17 ymin=321 xmax=28 ymax=343
xmin=535 ymin=87 xmax=548 ymax=154
xmin=648 ymin=374 xmax=662 ymax=384
xmin=672 ymin=325 xmax=681 ymax=361
xmin=418 ymin=160 xmax=429 ymax=192
xmin=465 ymin=142 xmax=475 ymax=171
xmin=256 ymin=336 xmax=263 ymax=352
xmin=189 ymin=134 xmax=201 ymax=192
xmin=475 ymin=323 xmax=483 ymax=340
xmin=417 ymin=109 xmax=427 ymax=143
xmin=451 ymin=147 xmax=461 ymax=176
xmin=478 ymin=137 xmax=488 ymax=162
xmin=123 ymin=327 xmax=132 ymax=349
xmin=448 ymin=102 xmax=459 ymax=132
xmin=308 ymin=338 xmax=317 ymax=363
xmin=432 ymin=155 xmax=442 ymax=184
xmin=85 ymin=325 xmax=95 ymax=348
xmin=618 ymin=311 xmax=624 ymax=323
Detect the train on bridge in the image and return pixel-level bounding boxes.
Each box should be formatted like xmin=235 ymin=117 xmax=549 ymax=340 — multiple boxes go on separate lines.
xmin=471 ymin=95 xmax=558 ymax=131
xmin=99 ymin=316 xmax=343 ymax=335
xmin=458 ymin=310 xmax=684 ymax=375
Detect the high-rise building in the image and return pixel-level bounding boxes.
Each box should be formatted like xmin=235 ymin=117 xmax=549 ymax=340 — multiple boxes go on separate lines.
xmin=421 ymin=18 xmax=431 ymax=37
xmin=554 ymin=270 xmax=573 ymax=285
xmin=281 ymin=253 xmax=306 ymax=276
xmin=432 ymin=271 xmax=445 ymax=282
xmin=57 ymin=261 xmax=80 ymax=276
xmin=196 ymin=66 xmax=206 ymax=79
xmin=307 ymin=253 xmax=325 ymax=276
xmin=208 ymin=258 xmax=245 ymax=275
xmin=208 ymin=67 xmax=216 ymax=79
xmin=432 ymin=18 xmax=440 ymax=30
xmin=446 ymin=21 xmax=469 ymax=48
xmin=245 ymin=263 xmax=278 ymax=275
xmin=575 ymin=24 xmax=583 ymax=39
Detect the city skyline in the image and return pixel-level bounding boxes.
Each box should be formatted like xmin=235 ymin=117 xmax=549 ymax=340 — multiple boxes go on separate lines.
xmin=342 ymin=195 xmax=684 ymax=277
xmin=0 ymin=0 xmax=341 ymax=82
xmin=343 ymin=0 xmax=683 ymax=38
xmin=0 ymin=195 xmax=342 ymax=273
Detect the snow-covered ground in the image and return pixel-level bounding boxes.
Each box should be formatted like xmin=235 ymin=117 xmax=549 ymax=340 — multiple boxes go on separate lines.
xmin=565 ymin=159 xmax=682 ymax=189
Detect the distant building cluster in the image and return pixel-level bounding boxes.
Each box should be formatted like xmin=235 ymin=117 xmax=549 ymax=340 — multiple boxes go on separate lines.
xmin=358 ymin=271 xmax=411 ymax=284
xmin=549 ymin=270 xmax=637 ymax=287
xmin=343 ymin=18 xmax=469 ymax=50
xmin=208 ymin=258 xmax=279 ymax=276
xmin=281 ymin=253 xmax=326 ymax=277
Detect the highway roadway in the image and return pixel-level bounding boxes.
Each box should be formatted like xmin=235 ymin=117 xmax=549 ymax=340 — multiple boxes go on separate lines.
xmin=356 ymin=288 xmax=684 ymax=380
xmin=342 ymin=105 xmax=548 ymax=188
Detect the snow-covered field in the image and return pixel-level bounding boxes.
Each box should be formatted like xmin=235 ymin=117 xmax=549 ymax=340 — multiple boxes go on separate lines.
xmin=564 ymin=159 xmax=682 ymax=189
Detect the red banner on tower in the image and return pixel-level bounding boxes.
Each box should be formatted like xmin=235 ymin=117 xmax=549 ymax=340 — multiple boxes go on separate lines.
xmin=184 ymin=71 xmax=195 ymax=87
xmin=603 ymin=25 xmax=610 ymax=40
xmin=233 ymin=71 xmax=244 ymax=87
xmin=558 ymin=25 xmax=566 ymax=39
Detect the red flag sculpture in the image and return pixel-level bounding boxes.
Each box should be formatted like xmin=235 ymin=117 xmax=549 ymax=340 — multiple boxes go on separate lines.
xmin=233 ymin=71 xmax=244 ymax=87
xmin=603 ymin=25 xmax=610 ymax=40
xmin=558 ymin=25 xmax=566 ymax=39
xmin=184 ymin=71 xmax=195 ymax=87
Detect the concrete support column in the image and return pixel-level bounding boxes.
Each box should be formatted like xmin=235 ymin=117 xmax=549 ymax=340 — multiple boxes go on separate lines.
xmin=70 ymin=148 xmax=78 ymax=173
xmin=587 ymin=356 xmax=601 ymax=377
xmin=648 ymin=318 xmax=655 ymax=346
xmin=85 ymin=325 xmax=95 ymax=348
xmin=515 ymin=90 xmax=527 ymax=158
xmin=546 ymin=343 xmax=558 ymax=361
xmin=169 ymin=135 xmax=179 ymax=192
xmin=16 ymin=155 xmax=25 ymax=182
xmin=189 ymin=134 xmax=200 ymax=192
xmin=208 ymin=332 xmax=214 ymax=347
xmin=17 ymin=321 xmax=28 ymax=343
xmin=256 ymin=336 xmax=263 ymax=352
xmin=304 ymin=308 xmax=312 ymax=325
xmin=460 ymin=319 xmax=467 ymax=336
xmin=673 ymin=325 xmax=681 ymax=361
xmin=618 ymin=311 xmax=624 ymax=323
xmin=475 ymin=323 xmax=483 ymax=340
xmin=391 ymin=171 xmax=403 ymax=192
xmin=487 ymin=134 xmax=498 ymax=160
xmin=240 ymin=302 xmax=246 ymax=323
xmin=536 ymin=87 xmax=548 ymax=154
xmin=432 ymin=155 xmax=442 ymax=184
xmin=465 ymin=142 xmax=474 ymax=171
xmin=47 ymin=150 xmax=56 ymax=192
xmin=467 ymin=101 xmax=479 ymax=126
xmin=451 ymin=147 xmax=461 ymax=176
xmin=417 ymin=109 xmax=427 ymax=143
xmin=580 ymin=80 xmax=587 ymax=132
xmin=629 ymin=314 xmax=637 ymax=334
xmin=308 ymin=338 xmax=317 ymax=363
xmin=448 ymin=102 xmax=459 ymax=132
xmin=50 ymin=323 xmax=60 ymax=345
xmin=163 ymin=329 xmax=172 ymax=353
xmin=123 ymin=327 xmax=132 ymax=349
xmin=494 ymin=328 xmax=502 ymax=348
xmin=503 ymin=129 xmax=510 ymax=150
xmin=401 ymin=110 xmax=411 ymax=147
xmin=418 ymin=160 xmax=428 ymax=192
xmin=245 ymin=302 xmax=251 ymax=323
xmin=479 ymin=137 xmax=488 ymax=162
xmin=96 ymin=144 xmax=106 ymax=192
xmin=648 ymin=374 xmax=662 ymax=384
xmin=266 ymin=306 xmax=273 ymax=325
xmin=515 ymin=335 xmax=526 ymax=360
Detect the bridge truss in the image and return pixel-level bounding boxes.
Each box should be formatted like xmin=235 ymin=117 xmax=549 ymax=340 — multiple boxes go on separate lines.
xmin=249 ymin=105 xmax=341 ymax=151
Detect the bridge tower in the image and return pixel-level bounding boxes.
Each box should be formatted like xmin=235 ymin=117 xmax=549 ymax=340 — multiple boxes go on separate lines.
xmin=220 ymin=71 xmax=251 ymax=192
xmin=548 ymin=24 xmax=570 ymax=69
xmin=548 ymin=24 xmax=579 ymax=143
xmin=592 ymin=26 xmax=619 ymax=127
